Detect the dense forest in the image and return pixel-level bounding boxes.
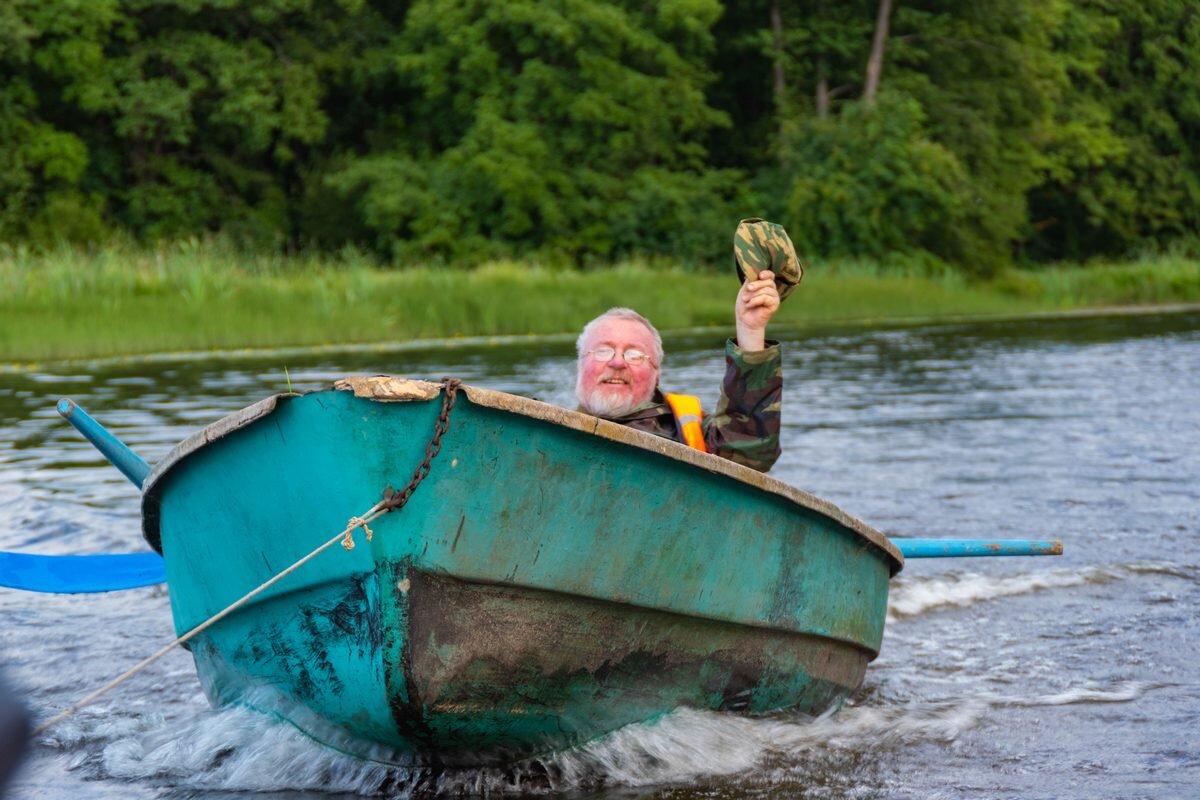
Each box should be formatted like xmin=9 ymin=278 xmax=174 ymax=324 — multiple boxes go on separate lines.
xmin=2 ymin=0 xmax=1197 ymax=272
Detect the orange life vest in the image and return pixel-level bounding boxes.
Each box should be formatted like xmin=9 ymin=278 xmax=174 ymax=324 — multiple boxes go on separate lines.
xmin=664 ymin=393 xmax=708 ymax=453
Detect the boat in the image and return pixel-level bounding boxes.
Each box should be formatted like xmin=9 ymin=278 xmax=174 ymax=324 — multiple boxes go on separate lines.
xmin=140 ymin=376 xmax=902 ymax=764
xmin=22 ymin=376 xmax=1060 ymax=766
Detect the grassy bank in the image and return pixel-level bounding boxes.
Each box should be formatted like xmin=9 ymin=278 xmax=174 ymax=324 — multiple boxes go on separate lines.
xmin=2 ymin=243 xmax=1199 ymax=362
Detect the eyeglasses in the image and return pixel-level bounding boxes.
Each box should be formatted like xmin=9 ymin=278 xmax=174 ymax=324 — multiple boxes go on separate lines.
xmin=587 ymin=346 xmax=653 ymax=366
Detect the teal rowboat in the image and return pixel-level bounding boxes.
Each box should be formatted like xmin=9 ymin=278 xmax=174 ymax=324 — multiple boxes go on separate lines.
xmin=137 ymin=377 xmax=903 ymax=765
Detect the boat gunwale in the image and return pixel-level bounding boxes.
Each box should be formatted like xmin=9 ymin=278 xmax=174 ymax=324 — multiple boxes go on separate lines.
xmin=140 ymin=376 xmax=904 ymax=571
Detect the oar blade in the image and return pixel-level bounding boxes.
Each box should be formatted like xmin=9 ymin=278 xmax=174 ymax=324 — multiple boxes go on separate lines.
xmin=0 ymin=552 xmax=166 ymax=593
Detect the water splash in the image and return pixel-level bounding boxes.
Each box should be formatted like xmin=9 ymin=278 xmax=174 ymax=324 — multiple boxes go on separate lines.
xmin=887 ymin=562 xmax=1191 ymax=619
xmin=76 ymin=680 xmax=1155 ymax=797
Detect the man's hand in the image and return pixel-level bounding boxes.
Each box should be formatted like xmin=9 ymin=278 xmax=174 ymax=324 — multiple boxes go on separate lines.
xmin=735 ymin=269 xmax=781 ymax=352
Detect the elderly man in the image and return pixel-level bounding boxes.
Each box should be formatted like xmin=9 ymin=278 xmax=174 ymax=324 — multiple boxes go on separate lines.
xmin=575 ymin=268 xmax=784 ymax=473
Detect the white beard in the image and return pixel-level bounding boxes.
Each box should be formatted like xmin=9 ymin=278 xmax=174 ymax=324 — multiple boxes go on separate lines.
xmin=575 ymin=358 xmax=657 ymax=419
xmin=578 ymin=387 xmax=643 ymax=419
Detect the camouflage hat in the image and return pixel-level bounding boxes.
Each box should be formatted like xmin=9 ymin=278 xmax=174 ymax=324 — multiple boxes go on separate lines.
xmin=733 ymin=218 xmax=804 ymax=301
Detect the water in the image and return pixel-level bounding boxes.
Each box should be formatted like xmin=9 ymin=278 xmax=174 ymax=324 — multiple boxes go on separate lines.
xmin=2 ymin=312 xmax=1198 ymax=799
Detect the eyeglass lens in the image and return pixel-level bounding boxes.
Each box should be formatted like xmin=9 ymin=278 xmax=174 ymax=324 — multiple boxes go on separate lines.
xmin=591 ymin=347 xmax=648 ymax=364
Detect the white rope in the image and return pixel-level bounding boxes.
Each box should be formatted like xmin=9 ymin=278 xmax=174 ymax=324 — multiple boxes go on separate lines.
xmin=33 ymin=500 xmax=391 ymax=737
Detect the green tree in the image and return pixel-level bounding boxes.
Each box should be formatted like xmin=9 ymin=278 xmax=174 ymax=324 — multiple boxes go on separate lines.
xmin=2 ymin=0 xmax=1196 ymax=268
xmin=781 ymin=94 xmax=974 ymax=266
xmin=321 ymin=0 xmax=741 ymax=264
xmin=0 ymin=0 xmax=116 ymax=243
xmin=1028 ymin=0 xmax=1200 ymax=260
xmin=105 ymin=0 xmax=332 ymax=245
xmin=2 ymin=0 xmax=334 ymax=247
xmin=745 ymin=0 xmax=1065 ymax=272
xmin=884 ymin=0 xmax=1064 ymax=272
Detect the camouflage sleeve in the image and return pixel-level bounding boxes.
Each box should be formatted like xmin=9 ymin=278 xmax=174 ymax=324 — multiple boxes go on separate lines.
xmin=703 ymin=338 xmax=782 ymax=472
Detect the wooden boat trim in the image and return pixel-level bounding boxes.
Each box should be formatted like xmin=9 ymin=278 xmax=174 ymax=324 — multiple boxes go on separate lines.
xmin=141 ymin=376 xmax=903 ymax=570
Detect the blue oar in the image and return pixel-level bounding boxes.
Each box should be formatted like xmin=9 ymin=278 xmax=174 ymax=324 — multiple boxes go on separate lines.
xmin=893 ymin=539 xmax=1063 ymax=558
xmin=0 ymin=400 xmax=163 ymax=594
xmin=0 ymin=551 xmax=165 ymax=593
xmin=1 ymin=399 xmax=1065 ymax=594
xmin=1 ymin=538 xmax=1064 ymax=593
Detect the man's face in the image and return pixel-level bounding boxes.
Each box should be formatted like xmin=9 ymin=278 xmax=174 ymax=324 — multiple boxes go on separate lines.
xmin=576 ymin=318 xmax=660 ymax=417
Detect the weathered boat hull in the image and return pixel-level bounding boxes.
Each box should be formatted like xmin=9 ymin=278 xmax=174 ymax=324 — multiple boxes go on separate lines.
xmin=190 ymin=569 xmax=872 ymax=765
xmin=141 ymin=378 xmax=901 ymax=764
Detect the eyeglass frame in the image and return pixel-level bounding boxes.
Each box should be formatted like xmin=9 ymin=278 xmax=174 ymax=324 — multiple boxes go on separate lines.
xmin=585 ymin=346 xmax=657 ymax=367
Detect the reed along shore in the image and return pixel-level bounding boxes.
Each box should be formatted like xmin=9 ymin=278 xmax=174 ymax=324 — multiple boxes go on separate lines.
xmin=2 ymin=243 xmax=1199 ymax=362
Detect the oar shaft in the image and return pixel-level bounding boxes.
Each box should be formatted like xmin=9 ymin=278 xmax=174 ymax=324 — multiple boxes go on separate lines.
xmin=57 ymin=399 xmax=150 ymax=488
xmin=895 ymin=539 xmax=1063 ymax=558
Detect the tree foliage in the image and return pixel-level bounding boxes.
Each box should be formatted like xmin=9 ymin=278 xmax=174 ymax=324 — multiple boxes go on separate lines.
xmin=781 ymin=95 xmax=975 ymax=266
xmin=1 ymin=0 xmax=1197 ymax=268
xmin=319 ymin=0 xmax=742 ymax=264
xmin=1029 ymin=0 xmax=1200 ymax=259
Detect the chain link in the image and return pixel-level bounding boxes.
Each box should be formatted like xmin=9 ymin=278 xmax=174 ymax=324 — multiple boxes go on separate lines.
xmin=380 ymin=377 xmax=461 ymax=513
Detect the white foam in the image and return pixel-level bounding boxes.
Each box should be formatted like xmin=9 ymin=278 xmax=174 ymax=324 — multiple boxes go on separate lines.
xmin=984 ymin=681 xmax=1158 ymax=708
xmin=548 ymin=708 xmax=776 ymax=787
xmin=74 ymin=673 xmax=1158 ymax=797
xmin=101 ymin=706 xmax=398 ymax=794
xmin=86 ymin=700 xmax=987 ymax=795
xmin=886 ymin=561 xmax=1188 ymax=619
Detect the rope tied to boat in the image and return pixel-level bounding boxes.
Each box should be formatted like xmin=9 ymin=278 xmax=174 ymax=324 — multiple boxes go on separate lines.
xmin=340 ymin=378 xmax=460 ymax=549
xmin=33 ymin=377 xmax=463 ymax=737
xmin=342 ymin=517 xmax=372 ymax=550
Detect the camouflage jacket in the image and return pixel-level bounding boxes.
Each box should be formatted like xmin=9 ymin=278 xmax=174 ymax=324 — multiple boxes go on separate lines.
xmin=602 ymin=338 xmax=782 ymax=472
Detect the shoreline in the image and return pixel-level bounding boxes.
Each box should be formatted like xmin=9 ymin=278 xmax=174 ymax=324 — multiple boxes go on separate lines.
xmin=5 ymin=250 xmax=1198 ymax=364
xmin=6 ymin=301 xmax=1198 ymax=375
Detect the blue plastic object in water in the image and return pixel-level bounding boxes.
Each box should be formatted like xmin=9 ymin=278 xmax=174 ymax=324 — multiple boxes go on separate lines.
xmin=0 ymin=552 xmax=165 ymax=593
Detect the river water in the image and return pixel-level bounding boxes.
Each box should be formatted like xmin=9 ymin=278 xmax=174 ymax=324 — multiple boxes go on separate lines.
xmin=1 ymin=311 xmax=1198 ymax=799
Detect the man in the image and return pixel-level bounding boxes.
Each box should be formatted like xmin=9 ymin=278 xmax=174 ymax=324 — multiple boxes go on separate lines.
xmin=574 ymin=267 xmax=785 ymax=473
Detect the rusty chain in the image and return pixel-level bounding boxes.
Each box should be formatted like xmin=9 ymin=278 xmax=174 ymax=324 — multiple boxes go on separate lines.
xmin=379 ymin=376 xmax=462 ymax=514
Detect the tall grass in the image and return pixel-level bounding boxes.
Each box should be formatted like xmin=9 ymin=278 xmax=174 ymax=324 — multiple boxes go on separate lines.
xmin=992 ymin=256 xmax=1200 ymax=307
xmin=2 ymin=241 xmax=1197 ymax=362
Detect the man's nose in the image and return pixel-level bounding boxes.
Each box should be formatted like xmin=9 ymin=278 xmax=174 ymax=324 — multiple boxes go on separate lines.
xmin=609 ymin=351 xmax=629 ymax=367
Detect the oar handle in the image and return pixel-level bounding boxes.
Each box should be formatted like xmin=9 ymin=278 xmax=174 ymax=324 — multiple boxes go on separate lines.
xmin=57 ymin=399 xmax=150 ymax=488
xmin=895 ymin=539 xmax=1063 ymax=558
